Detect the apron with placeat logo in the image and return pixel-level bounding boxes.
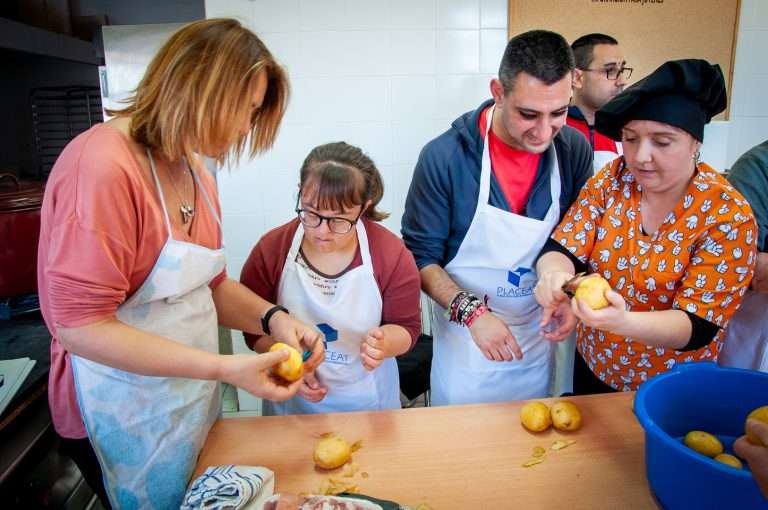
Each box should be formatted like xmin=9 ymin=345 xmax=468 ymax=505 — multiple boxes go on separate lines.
xmin=263 ymin=220 xmax=401 ymax=415
xmin=430 ymin=105 xmax=560 ymax=406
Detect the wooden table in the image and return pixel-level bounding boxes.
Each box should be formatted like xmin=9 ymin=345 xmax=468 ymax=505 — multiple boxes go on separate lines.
xmin=194 ymin=392 xmax=660 ymax=509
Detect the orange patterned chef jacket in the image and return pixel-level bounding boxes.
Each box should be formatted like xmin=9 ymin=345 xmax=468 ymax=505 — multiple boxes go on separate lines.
xmin=552 ymin=158 xmax=757 ymax=391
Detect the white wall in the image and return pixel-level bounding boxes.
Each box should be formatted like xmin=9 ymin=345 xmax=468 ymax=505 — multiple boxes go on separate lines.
xmin=205 ymin=0 xmax=508 ymax=411
xmin=725 ymin=0 xmax=768 ymax=167
xmin=204 ymin=0 xmax=768 ymax=411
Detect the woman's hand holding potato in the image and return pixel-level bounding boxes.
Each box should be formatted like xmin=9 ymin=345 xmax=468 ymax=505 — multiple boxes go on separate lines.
xmin=734 ymin=419 xmax=768 ymax=499
xmin=219 ymin=351 xmax=303 ymax=401
xmin=534 ymin=270 xmax=575 ymax=309
xmin=268 ymin=311 xmax=325 ymax=372
xmin=571 ymin=287 xmax=628 ymax=333
xmin=535 ymin=271 xmax=579 ymax=341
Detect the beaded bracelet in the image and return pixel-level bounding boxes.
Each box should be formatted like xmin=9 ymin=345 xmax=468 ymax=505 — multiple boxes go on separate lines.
xmin=464 ymin=304 xmax=490 ymax=328
xmin=446 ymin=291 xmax=490 ymax=327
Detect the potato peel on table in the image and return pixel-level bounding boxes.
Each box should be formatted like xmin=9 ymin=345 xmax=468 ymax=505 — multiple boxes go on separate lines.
xmin=551 ymin=439 xmax=577 ymax=451
xmin=522 ymin=457 xmax=545 ymax=468
xmin=312 ymin=433 xmax=369 ymax=495
xmin=317 ymin=478 xmax=358 ymax=496
xmin=342 ymin=462 xmax=358 ymax=478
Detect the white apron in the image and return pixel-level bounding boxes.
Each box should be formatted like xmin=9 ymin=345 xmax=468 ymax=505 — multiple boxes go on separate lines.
xmin=430 ymin=105 xmax=560 ymax=406
xmin=263 ymin=220 xmax=401 ymax=415
xmin=72 ymin=150 xmax=226 ymax=510
xmin=718 ymin=290 xmax=768 ymax=372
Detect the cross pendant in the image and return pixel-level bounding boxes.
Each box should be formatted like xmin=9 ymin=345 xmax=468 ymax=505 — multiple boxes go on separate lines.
xmin=180 ymin=204 xmax=195 ymax=224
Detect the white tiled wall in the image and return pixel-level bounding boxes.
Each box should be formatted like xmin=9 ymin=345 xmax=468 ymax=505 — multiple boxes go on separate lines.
xmin=725 ymin=0 xmax=768 ymax=168
xmin=204 ymin=0 xmax=508 ymax=411
xmin=204 ymin=0 xmax=768 ymax=411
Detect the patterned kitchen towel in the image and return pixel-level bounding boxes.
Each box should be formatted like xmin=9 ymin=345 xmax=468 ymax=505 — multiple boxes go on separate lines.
xmin=181 ymin=465 xmax=274 ymax=510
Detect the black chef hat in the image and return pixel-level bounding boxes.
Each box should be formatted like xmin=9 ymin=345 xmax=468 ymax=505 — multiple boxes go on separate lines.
xmin=595 ymin=59 xmax=727 ymax=142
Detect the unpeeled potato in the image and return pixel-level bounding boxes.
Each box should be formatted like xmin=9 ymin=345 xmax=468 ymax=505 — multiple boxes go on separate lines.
xmin=269 ymin=342 xmax=304 ymax=382
xmin=551 ymin=401 xmax=583 ymax=431
xmin=520 ymin=401 xmax=552 ymax=432
xmin=714 ymin=453 xmax=743 ymax=469
xmin=574 ymin=275 xmax=612 ymax=310
xmin=684 ymin=431 xmax=723 ymax=458
xmin=313 ymin=434 xmax=352 ymax=469
xmin=746 ymin=405 xmax=768 ymax=446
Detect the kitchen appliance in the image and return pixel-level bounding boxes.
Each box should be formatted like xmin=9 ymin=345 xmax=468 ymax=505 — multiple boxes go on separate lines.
xmin=98 ymin=23 xmax=184 ymax=119
xmin=30 ymin=86 xmax=103 ymax=180
xmin=0 ymin=174 xmax=44 ymax=298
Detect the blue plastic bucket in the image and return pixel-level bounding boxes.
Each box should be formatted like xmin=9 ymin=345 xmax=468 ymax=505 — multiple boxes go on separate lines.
xmin=634 ymin=362 xmax=768 ymax=509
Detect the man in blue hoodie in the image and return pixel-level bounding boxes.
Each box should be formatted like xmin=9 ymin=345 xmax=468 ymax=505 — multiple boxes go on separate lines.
xmin=402 ymin=30 xmax=592 ymax=406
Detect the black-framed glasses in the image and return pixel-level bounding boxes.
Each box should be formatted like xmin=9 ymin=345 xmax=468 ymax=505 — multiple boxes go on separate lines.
xmin=580 ymin=66 xmax=633 ymax=81
xmin=295 ymin=197 xmax=365 ymax=234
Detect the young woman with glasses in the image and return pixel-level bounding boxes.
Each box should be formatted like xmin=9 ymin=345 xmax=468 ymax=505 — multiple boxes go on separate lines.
xmin=240 ymin=142 xmax=422 ymax=415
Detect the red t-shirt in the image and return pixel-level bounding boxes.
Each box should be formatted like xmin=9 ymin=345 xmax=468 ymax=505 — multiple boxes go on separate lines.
xmin=38 ymin=123 xmax=226 ymax=439
xmin=240 ymin=218 xmax=422 ymax=349
xmin=478 ymin=106 xmax=540 ymax=214
xmin=566 ymin=114 xmax=618 ymax=154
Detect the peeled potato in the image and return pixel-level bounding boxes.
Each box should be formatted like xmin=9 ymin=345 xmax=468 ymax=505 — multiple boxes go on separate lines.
xmin=684 ymin=431 xmax=723 ymax=458
xmin=313 ymin=435 xmax=352 ymax=469
xmin=551 ymin=400 xmax=583 ymax=431
xmin=714 ymin=453 xmax=743 ymax=469
xmin=574 ymin=276 xmax=612 ymax=310
xmin=269 ymin=342 xmax=304 ymax=382
xmin=746 ymin=405 xmax=768 ymax=446
xmin=520 ymin=401 xmax=552 ymax=432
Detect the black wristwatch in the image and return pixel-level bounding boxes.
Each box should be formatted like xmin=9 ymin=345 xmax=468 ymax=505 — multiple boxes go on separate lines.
xmin=261 ymin=305 xmax=288 ymax=335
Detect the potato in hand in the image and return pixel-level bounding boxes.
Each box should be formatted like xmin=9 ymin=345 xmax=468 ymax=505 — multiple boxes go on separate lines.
xmin=746 ymin=405 xmax=768 ymax=445
xmin=269 ymin=342 xmax=304 ymax=382
xmin=574 ymin=275 xmax=612 ymax=310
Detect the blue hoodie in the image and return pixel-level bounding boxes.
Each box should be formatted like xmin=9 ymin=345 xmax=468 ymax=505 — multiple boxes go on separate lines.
xmin=402 ymin=99 xmax=593 ymax=269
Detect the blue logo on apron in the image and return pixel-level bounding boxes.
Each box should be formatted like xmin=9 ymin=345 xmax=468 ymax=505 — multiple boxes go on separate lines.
xmin=497 ymin=267 xmax=535 ymax=298
xmin=317 ymin=323 xmax=348 ymax=364
xmin=507 ymin=267 xmax=532 ymax=286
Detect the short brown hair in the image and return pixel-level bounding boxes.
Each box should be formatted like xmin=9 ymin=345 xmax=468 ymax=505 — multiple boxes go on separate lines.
xmin=299 ymin=142 xmax=389 ymax=222
xmin=107 ymin=18 xmax=289 ymax=165
xmin=499 ymin=30 xmax=574 ymax=93
xmin=571 ymin=33 xmax=619 ymax=70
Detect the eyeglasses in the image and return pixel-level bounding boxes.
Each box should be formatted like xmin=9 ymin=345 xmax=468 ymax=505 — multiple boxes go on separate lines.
xmin=295 ymin=198 xmax=365 ymax=234
xmin=580 ymin=66 xmax=633 ymax=81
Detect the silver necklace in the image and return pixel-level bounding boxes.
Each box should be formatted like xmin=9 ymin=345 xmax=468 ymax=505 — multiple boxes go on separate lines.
xmin=166 ymin=160 xmax=196 ymax=224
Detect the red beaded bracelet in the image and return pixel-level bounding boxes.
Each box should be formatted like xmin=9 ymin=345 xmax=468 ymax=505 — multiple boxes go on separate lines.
xmin=464 ymin=304 xmax=489 ymax=328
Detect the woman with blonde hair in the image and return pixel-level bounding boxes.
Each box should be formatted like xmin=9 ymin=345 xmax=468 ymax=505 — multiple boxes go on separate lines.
xmin=37 ymin=19 xmax=323 ymax=509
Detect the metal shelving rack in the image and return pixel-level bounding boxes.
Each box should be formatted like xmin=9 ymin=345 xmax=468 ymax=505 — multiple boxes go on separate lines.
xmin=30 ymin=86 xmax=102 ymax=180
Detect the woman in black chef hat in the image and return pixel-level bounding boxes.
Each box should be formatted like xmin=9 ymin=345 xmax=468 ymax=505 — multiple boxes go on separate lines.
xmin=533 ymin=59 xmax=758 ymax=395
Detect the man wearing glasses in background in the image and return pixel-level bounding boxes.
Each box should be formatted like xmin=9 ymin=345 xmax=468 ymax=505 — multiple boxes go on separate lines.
xmin=568 ymin=33 xmax=632 ymax=173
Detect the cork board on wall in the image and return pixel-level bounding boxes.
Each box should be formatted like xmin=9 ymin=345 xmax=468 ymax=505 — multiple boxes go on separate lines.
xmin=508 ymin=0 xmax=740 ymax=119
